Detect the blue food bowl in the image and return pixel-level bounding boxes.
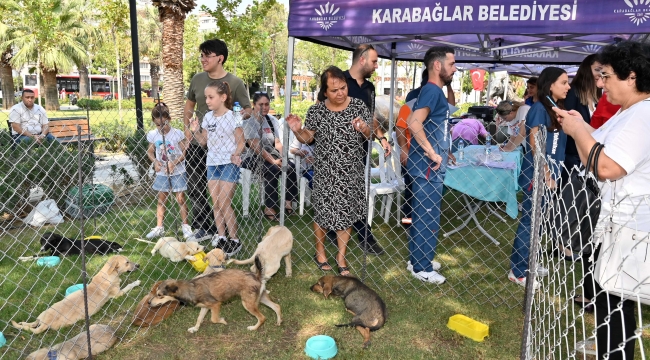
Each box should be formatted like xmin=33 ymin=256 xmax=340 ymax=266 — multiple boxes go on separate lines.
xmin=65 ymin=284 xmax=85 ymax=297
xmin=0 ymin=331 xmax=6 ymax=348
xmin=36 ymin=256 xmax=60 ymax=268
xmin=305 ymin=335 xmax=337 ymax=359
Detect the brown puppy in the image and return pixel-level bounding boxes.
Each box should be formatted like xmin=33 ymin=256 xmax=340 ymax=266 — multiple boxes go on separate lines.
xmin=196 ymin=248 xmax=227 ymax=278
xmin=12 ymin=255 xmax=140 ymax=334
xmin=311 ymin=275 xmax=387 ymax=348
xmin=26 ymin=324 xmax=117 ymax=359
xmin=132 ymin=281 xmax=181 ymax=327
xmin=150 ymin=256 xmax=281 ymax=334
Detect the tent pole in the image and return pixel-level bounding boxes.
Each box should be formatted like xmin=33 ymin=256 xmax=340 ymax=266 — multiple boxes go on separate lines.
xmin=486 ymin=70 xmax=492 ymax=106
xmin=503 ymin=72 xmax=509 ymax=101
xmin=279 ymin=36 xmax=295 ymax=226
xmin=388 ymin=44 xmax=397 ymax=137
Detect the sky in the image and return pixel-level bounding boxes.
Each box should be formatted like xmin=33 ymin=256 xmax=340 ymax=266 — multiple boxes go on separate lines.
xmin=194 ymin=0 xmax=289 ymax=14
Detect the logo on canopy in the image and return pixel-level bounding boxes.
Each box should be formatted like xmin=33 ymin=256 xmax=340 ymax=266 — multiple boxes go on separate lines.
xmin=407 ymin=43 xmax=425 ymax=59
xmin=470 ymin=69 xmax=486 ymax=91
xmin=616 ymin=0 xmax=650 ymax=26
xmin=311 ymin=2 xmax=345 ymax=31
xmin=582 ymin=45 xmax=601 ymax=53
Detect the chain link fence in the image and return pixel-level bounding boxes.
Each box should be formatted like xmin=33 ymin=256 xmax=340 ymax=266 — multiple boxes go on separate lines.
xmin=5 ymin=104 xmax=631 ymax=357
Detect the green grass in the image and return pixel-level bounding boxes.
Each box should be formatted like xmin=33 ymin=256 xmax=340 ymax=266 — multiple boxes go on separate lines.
xmin=1 ymin=181 xmax=649 ymax=359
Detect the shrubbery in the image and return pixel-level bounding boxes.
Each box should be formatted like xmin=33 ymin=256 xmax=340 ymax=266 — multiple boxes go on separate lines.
xmin=270 ymin=99 xmax=315 ymax=120
xmin=78 ymin=98 xmax=156 ymax=111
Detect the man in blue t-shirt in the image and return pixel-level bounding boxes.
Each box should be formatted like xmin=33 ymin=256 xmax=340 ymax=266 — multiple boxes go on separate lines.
xmin=406 ymin=46 xmax=457 ymax=284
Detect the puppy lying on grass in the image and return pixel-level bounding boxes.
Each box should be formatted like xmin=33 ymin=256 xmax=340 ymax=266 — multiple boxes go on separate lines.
xmin=311 ymin=275 xmax=387 ymax=348
xmin=26 ymin=324 xmax=117 ymax=359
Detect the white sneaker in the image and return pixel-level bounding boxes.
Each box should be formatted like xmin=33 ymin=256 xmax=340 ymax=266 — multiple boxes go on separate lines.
xmin=146 ymin=226 xmax=164 ymax=239
xmin=181 ymin=224 xmax=193 ymax=240
xmin=412 ymin=270 xmax=446 ymax=284
xmin=407 ymin=260 xmax=441 ymax=272
xmin=211 ymin=235 xmax=227 ymax=248
xmin=508 ymin=270 xmax=539 ymax=289
xmin=536 ymin=265 xmax=549 ymax=277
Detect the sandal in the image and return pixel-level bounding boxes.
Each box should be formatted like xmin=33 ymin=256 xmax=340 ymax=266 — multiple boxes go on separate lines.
xmin=313 ymin=254 xmax=332 ymax=271
xmin=263 ymin=210 xmax=279 ymax=221
xmin=337 ymin=266 xmax=350 ymax=276
xmin=285 ymin=208 xmax=294 ymax=216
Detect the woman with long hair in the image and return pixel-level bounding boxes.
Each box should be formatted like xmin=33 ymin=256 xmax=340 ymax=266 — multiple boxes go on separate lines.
xmin=509 ymin=66 xmax=570 ymax=288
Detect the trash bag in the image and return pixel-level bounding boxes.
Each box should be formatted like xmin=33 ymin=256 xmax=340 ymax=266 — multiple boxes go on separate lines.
xmin=23 ymin=199 xmax=65 ymax=226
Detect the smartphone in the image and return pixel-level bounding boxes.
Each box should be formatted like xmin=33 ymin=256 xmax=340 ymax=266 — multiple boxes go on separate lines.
xmin=546 ymin=95 xmax=558 ymax=108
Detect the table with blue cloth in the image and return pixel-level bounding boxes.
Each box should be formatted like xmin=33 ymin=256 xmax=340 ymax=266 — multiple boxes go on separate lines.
xmin=443 ymin=145 xmax=523 ymax=245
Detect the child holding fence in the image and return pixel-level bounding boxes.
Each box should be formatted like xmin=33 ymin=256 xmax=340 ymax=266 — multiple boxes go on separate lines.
xmin=145 ymin=103 xmax=193 ymax=240
xmin=189 ymin=81 xmax=245 ymax=256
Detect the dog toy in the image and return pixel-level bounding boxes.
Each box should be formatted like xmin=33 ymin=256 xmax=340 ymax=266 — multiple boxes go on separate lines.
xmin=189 ymin=251 xmax=208 ymax=272
xmin=447 ymin=314 xmax=489 ymax=342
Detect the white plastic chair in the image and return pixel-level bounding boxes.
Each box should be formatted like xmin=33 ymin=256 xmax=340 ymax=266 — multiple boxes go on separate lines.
xmin=239 ymin=167 xmax=253 ymax=216
xmin=367 ymin=142 xmax=404 ymax=226
xmin=295 ymin=155 xmax=312 ymax=215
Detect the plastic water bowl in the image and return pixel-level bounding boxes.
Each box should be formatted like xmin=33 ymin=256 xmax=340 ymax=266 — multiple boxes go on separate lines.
xmin=36 ymin=256 xmax=61 ymax=268
xmin=447 ymin=314 xmax=489 ymax=342
xmin=305 ymin=335 xmax=337 ymax=359
xmin=65 ymin=284 xmax=86 ymax=297
xmin=0 ymin=331 xmax=6 ymax=348
xmin=189 ymin=251 xmax=208 ymax=273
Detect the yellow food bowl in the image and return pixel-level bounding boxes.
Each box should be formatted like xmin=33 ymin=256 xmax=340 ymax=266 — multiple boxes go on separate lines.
xmin=188 ymin=251 xmax=208 ymax=272
xmin=447 ymin=314 xmax=489 ymax=342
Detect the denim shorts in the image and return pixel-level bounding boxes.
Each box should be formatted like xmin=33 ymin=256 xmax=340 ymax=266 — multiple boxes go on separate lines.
xmin=152 ymin=173 xmax=187 ymax=192
xmin=207 ymin=163 xmax=240 ymax=183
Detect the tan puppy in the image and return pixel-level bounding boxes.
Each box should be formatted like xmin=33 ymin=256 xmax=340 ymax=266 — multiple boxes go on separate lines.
xmin=150 ymin=256 xmax=282 ymax=334
xmin=26 ymin=324 xmax=117 ymax=359
xmin=151 ymin=237 xmax=204 ymax=262
xmin=12 ymin=255 xmax=140 ymax=334
xmin=196 ymin=248 xmax=227 ymax=278
xmin=227 ymin=225 xmax=293 ymax=283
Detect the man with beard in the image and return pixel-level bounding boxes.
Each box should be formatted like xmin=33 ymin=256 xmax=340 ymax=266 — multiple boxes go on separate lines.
xmin=333 ymin=44 xmax=389 ymax=256
xmin=405 ymin=46 xmax=456 ymax=284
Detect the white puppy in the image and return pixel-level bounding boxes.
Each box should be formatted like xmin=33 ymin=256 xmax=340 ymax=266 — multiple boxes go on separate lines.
xmin=151 ymin=237 xmax=204 ymax=262
xmin=227 ymin=225 xmax=293 ymax=283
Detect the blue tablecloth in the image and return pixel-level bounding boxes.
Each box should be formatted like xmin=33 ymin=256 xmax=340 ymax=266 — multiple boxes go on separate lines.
xmin=444 ymin=145 xmax=523 ymax=219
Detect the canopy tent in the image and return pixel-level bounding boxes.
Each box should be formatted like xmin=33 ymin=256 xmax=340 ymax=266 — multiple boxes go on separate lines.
xmin=287 ymin=0 xmax=650 ymax=63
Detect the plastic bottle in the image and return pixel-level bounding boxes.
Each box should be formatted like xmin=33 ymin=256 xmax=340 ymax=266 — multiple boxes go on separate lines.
xmin=233 ymin=102 xmax=243 ymax=126
xmin=458 ymin=139 xmax=465 ymax=161
xmin=485 ymin=133 xmax=492 ymax=157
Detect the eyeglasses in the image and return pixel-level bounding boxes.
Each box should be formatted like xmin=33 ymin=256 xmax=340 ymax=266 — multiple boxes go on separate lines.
xmin=200 ymin=54 xmax=218 ymax=59
xmin=254 ymin=91 xmax=268 ymax=94
xmin=599 ymin=71 xmax=614 ymax=81
xmin=356 ymin=45 xmax=375 ymax=59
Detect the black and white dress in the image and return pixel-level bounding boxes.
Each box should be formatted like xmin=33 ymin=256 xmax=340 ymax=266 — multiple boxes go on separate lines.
xmin=304 ymin=97 xmax=370 ymax=230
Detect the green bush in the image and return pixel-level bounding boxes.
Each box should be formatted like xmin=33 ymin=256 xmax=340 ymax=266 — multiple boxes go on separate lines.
xmin=93 ymin=118 xmax=137 ymax=152
xmin=0 ymin=136 xmax=94 ymax=215
xmin=78 ymin=98 xmax=103 ymax=110
xmin=78 ymin=98 xmax=156 ymax=111
xmin=453 ymin=102 xmax=479 ymax=117
xmin=125 ymin=128 xmax=152 ymax=180
xmin=270 ymin=99 xmax=315 ymax=120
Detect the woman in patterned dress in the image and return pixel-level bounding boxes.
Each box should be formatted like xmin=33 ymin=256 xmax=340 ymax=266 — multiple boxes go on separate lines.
xmin=287 ymin=66 xmax=371 ymax=276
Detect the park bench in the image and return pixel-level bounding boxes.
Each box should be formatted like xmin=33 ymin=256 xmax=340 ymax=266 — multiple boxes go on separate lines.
xmin=47 ymin=116 xmax=104 ymax=146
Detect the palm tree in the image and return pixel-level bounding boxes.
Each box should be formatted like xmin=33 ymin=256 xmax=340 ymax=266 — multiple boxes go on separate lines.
xmin=152 ymin=0 xmax=196 ymax=120
xmin=0 ymin=2 xmax=18 ymax=109
xmin=2 ymin=0 xmax=90 ymax=110
xmin=139 ymin=5 xmax=163 ymax=100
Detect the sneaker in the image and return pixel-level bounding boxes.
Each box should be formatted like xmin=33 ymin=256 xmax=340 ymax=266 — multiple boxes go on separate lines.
xmin=575 ymin=339 xmax=597 ymax=355
xmin=407 ymin=260 xmax=441 ymax=272
xmin=211 ymin=235 xmax=227 ymax=248
xmin=222 ymin=239 xmax=242 ymax=257
xmin=401 ymin=217 xmax=412 ymax=225
xmin=146 ymin=226 xmax=164 ymax=239
xmin=360 ymin=242 xmax=384 ymax=255
xmin=181 ymin=224 xmax=193 ymax=240
xmin=508 ymin=270 xmax=540 ymax=289
xmin=187 ymin=229 xmax=211 ymax=243
xmin=412 ymin=270 xmax=446 ymax=284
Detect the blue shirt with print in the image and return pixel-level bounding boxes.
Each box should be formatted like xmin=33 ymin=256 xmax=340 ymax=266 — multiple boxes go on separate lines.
xmin=407 ymin=83 xmax=450 ymax=183
xmin=519 ymin=101 xmax=567 ymax=190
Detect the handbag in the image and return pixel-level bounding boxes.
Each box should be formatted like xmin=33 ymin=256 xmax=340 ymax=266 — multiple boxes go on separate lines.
xmin=594 ymin=220 xmax=650 ymax=304
xmin=552 ymin=142 xmax=604 ymax=256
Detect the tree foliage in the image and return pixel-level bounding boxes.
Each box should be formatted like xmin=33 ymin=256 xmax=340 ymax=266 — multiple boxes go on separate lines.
xmin=183 ymin=15 xmax=202 ymax=88
xmin=295 ymin=40 xmax=349 ymax=81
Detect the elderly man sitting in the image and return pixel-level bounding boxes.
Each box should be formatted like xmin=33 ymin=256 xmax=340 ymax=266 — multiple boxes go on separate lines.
xmin=9 ymin=89 xmax=56 ymax=144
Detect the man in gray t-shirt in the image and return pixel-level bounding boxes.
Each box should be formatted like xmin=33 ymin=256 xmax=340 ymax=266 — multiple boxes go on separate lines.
xmin=182 ymin=39 xmax=251 ymax=243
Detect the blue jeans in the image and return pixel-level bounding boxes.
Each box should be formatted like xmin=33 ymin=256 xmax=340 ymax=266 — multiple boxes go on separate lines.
xmin=401 ymin=170 xmax=413 ymax=219
xmin=409 ymin=177 xmax=444 ymax=273
xmin=511 ymin=187 xmax=533 ymax=278
xmin=13 ymin=133 xmax=57 ymax=144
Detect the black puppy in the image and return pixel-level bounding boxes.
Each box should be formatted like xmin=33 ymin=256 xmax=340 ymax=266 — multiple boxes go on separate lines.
xmin=311 ymin=275 xmax=387 ymax=348
xmin=39 ymin=232 xmax=123 ymax=256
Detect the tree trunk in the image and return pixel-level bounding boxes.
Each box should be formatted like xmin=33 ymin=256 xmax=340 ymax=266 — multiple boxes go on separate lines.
xmin=160 ymin=8 xmax=185 ymax=121
xmin=78 ymin=63 xmax=90 ymax=98
xmin=1 ymin=47 xmax=15 ymax=110
xmin=151 ymin=63 xmax=160 ymax=100
xmin=42 ymin=68 xmax=60 ymax=111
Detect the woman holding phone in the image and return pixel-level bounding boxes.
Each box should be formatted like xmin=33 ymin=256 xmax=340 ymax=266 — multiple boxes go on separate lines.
xmin=508 ymin=66 xmax=570 ymax=288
